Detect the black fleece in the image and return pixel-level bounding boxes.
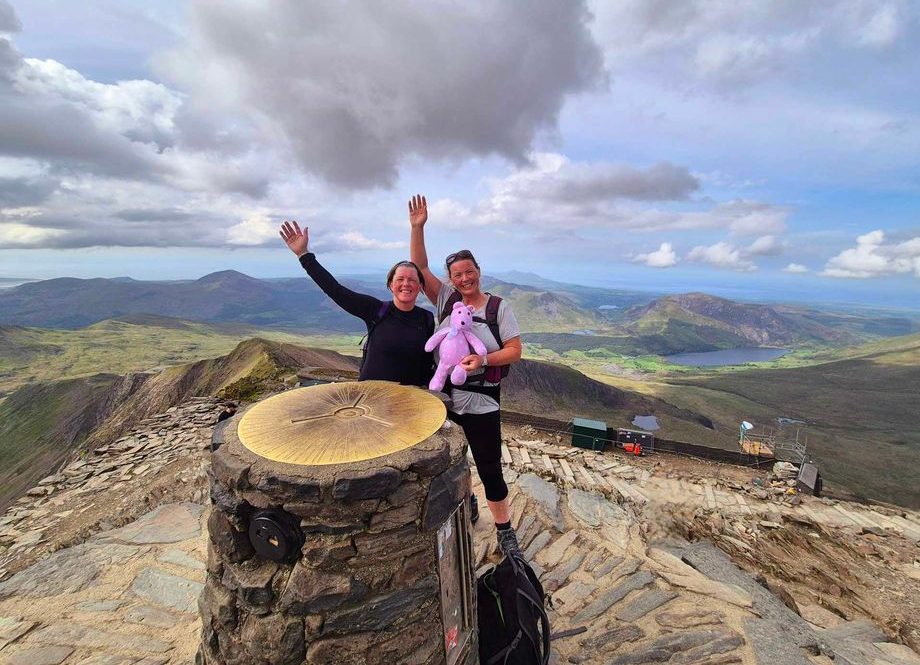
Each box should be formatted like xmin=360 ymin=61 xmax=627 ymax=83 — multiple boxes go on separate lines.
xmin=300 ymin=253 xmax=433 ymax=387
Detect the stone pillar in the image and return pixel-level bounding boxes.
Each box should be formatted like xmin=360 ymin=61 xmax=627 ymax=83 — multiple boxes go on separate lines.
xmin=198 ymin=383 xmax=478 ymax=665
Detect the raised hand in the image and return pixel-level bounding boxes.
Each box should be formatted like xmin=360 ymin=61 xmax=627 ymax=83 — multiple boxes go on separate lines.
xmin=408 ymin=194 xmax=428 ymax=228
xmin=279 ymin=220 xmax=309 ymax=257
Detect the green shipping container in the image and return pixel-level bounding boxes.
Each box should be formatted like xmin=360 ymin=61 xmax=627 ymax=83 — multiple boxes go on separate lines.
xmin=571 ymin=417 xmax=607 ymax=451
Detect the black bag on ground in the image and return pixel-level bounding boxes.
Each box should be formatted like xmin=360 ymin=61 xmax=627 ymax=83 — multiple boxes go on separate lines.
xmin=477 ymin=554 xmax=550 ymax=665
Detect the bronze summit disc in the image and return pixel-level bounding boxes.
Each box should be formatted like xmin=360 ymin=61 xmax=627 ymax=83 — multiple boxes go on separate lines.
xmin=236 ymin=381 xmax=447 ymax=466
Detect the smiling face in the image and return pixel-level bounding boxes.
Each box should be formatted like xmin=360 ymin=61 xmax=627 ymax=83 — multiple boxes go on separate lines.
xmin=389 ymin=265 xmax=421 ymax=306
xmin=448 ymin=258 xmax=481 ymax=299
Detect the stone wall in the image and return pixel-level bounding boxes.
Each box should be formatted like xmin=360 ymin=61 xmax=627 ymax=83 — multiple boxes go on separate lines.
xmin=199 ymin=414 xmax=477 ymax=665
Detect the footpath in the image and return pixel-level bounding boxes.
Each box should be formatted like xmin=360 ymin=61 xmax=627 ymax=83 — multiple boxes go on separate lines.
xmin=0 ymin=401 xmax=917 ymax=664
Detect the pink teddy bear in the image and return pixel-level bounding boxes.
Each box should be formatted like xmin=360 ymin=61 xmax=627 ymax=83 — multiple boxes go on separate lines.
xmin=425 ymin=301 xmax=488 ymax=392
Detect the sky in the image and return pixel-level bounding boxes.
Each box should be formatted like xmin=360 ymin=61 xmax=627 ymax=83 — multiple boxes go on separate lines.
xmin=0 ymin=0 xmax=918 ymax=308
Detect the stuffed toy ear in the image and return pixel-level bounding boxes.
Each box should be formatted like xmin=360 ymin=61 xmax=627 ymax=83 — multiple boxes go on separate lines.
xmin=452 ymin=301 xmax=465 ymax=311
xmin=466 ymin=305 xmax=474 ymax=313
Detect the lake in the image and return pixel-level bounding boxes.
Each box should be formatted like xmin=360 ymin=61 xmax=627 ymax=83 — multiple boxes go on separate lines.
xmin=664 ymin=347 xmax=789 ymax=366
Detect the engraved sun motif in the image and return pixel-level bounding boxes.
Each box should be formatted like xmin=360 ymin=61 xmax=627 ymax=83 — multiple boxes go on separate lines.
xmin=237 ymin=381 xmax=446 ymax=466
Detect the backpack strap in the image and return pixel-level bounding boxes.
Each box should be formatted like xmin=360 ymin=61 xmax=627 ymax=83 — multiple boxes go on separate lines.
xmin=441 ymin=291 xmax=510 ymax=385
xmin=439 ymin=289 xmax=463 ymax=324
xmin=358 ymin=301 xmax=392 ymax=368
xmin=509 ymin=555 xmax=551 ymax=665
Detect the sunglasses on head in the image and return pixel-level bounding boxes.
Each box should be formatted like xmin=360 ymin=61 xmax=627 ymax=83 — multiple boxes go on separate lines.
xmin=445 ymin=249 xmax=474 ymax=268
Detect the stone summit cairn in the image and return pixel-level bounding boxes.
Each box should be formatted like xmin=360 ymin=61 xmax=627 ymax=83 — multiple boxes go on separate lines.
xmin=199 ymin=382 xmax=477 ymax=665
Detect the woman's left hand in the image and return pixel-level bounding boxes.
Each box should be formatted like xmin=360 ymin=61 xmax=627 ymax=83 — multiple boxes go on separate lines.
xmin=459 ymin=354 xmax=484 ymax=372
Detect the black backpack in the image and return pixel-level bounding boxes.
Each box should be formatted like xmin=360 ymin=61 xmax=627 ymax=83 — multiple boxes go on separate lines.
xmin=439 ymin=291 xmax=510 ymax=383
xmin=477 ymin=555 xmax=551 ymax=665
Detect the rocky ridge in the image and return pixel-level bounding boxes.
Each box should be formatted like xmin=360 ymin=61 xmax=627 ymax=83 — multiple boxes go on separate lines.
xmin=0 ymin=397 xmax=917 ymax=664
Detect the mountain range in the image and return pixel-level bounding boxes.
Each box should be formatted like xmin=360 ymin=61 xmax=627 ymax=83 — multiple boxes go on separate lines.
xmin=1 ymin=271 xmax=915 ymax=354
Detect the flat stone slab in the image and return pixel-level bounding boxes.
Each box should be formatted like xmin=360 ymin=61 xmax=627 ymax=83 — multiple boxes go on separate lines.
xmin=680 ymin=542 xmax=816 ymax=649
xmin=94 ymin=502 xmax=203 ymax=545
xmin=131 ymin=567 xmax=204 ymax=614
xmin=75 ymin=600 xmax=126 ymax=613
xmin=658 ymin=572 xmax=753 ymax=608
xmin=516 ymin=473 xmax=564 ymax=531
xmin=0 ymin=616 xmax=37 ymax=650
xmin=156 ymin=548 xmax=206 ymax=571
xmin=538 ymin=531 xmax=578 ymax=569
xmin=607 ymin=628 xmax=743 ymax=665
xmin=6 ymin=646 xmax=74 ymax=665
xmin=0 ymin=543 xmax=145 ymax=599
xmin=29 ymin=623 xmax=173 ymax=653
xmin=656 ymin=608 xmax=725 ymax=629
xmin=125 ymin=604 xmax=180 ymax=628
xmin=572 ymin=570 xmax=655 ymax=624
xmin=615 ymin=588 xmax=678 ymax=622
xmin=744 ymin=618 xmax=814 ymax=665
xmin=567 ymin=489 xmax=627 ymax=529
xmin=542 ymin=550 xmax=586 ymax=592
xmin=0 ymin=545 xmax=99 ymax=599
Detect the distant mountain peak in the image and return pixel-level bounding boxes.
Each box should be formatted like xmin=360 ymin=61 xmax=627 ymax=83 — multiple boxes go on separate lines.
xmin=195 ymin=270 xmax=260 ymax=285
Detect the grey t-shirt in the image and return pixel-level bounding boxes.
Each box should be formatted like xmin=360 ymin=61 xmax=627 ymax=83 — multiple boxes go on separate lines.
xmin=434 ymin=282 xmax=521 ymax=415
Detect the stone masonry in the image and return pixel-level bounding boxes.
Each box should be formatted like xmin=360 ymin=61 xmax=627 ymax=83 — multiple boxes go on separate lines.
xmin=199 ymin=406 xmax=477 ymax=665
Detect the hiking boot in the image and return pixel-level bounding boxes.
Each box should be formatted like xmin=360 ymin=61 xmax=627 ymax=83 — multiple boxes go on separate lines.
xmin=496 ymin=527 xmax=523 ymax=559
xmin=470 ymin=494 xmax=480 ymax=525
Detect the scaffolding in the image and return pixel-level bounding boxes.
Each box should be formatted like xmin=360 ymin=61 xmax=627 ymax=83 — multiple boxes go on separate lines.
xmin=738 ymin=422 xmax=808 ymax=465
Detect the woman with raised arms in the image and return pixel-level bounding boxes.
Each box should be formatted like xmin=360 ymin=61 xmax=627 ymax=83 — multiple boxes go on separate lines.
xmin=280 ymin=220 xmax=434 ymax=387
xmin=407 ymin=195 xmax=525 ymax=558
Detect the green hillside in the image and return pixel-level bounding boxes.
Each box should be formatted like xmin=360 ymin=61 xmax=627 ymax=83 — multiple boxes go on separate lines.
xmin=0 ymin=318 xmax=364 ymax=396
xmin=0 ymin=338 xmax=361 ymax=511
xmin=673 ymin=332 xmax=920 ymax=507
xmin=0 ymin=373 xmax=150 ymax=512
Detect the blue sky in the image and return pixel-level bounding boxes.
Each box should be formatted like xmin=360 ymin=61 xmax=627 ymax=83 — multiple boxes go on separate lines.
xmin=0 ymin=0 xmax=918 ymax=308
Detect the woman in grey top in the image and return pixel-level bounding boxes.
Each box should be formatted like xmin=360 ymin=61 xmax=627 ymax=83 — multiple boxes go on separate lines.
xmin=408 ymin=194 xmax=525 ymax=558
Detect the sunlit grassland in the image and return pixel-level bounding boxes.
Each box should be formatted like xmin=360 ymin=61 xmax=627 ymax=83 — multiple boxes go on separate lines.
xmin=0 ymin=320 xmax=364 ymax=395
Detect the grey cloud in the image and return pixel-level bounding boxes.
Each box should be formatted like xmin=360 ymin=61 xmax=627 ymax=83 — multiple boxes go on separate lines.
xmin=547 ymin=162 xmax=698 ymax=202
xmin=0 ymin=38 xmax=20 ymax=82
xmin=166 ymin=0 xmax=605 ymax=188
xmin=0 ymin=212 xmax=229 ymax=249
xmin=0 ymin=175 xmax=58 ymax=207
xmin=0 ymin=1 xmax=20 ymax=34
xmin=115 ymin=208 xmax=195 ymax=223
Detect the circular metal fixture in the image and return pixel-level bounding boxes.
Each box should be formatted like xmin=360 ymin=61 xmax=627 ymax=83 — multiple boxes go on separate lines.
xmin=236 ymin=381 xmax=446 ymax=466
xmin=248 ymin=509 xmax=303 ymax=563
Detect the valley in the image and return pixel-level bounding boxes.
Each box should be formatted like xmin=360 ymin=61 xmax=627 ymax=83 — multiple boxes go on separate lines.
xmin=0 ymin=271 xmax=918 ymax=510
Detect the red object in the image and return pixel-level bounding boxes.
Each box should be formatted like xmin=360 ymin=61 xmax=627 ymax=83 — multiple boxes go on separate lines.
xmin=445 ymin=625 xmax=459 ymax=651
xmin=623 ymin=443 xmax=642 ymax=456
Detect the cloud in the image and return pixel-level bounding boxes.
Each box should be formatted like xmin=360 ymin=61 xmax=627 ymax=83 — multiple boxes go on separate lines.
xmin=634 ymin=242 xmax=678 ymax=268
xmin=783 ymin=263 xmax=809 ymax=273
xmin=822 ymin=229 xmax=920 ymax=278
xmin=329 ymin=232 xmax=405 ymax=252
xmin=0 ymin=1 xmax=20 ymax=34
xmin=721 ymin=201 xmax=789 ymax=236
xmin=592 ymin=0 xmax=917 ymax=91
xmin=158 ymin=0 xmax=605 ymax=188
xmin=687 ymin=241 xmax=757 ymax=271
xmin=746 ymin=234 xmax=785 ymax=256
xmin=0 ymin=175 xmax=57 ymax=207
xmin=439 ymin=153 xmax=700 ymax=229
xmin=16 ymin=57 xmax=182 ymax=152
xmin=115 ymin=208 xmax=195 ymax=223
xmin=0 ymin=221 xmax=66 ymax=246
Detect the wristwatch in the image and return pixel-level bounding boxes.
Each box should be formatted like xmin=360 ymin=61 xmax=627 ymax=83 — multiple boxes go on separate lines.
xmin=481 ymin=354 xmax=489 ymax=367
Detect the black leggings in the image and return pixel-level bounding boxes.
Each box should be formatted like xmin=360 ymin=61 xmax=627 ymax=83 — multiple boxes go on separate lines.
xmin=448 ymin=409 xmax=508 ymax=503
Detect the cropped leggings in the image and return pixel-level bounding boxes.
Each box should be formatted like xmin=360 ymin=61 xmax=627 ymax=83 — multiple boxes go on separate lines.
xmin=448 ymin=409 xmax=508 ymax=503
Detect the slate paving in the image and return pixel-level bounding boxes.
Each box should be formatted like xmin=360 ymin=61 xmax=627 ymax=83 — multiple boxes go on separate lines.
xmin=0 ymin=401 xmax=917 ymax=663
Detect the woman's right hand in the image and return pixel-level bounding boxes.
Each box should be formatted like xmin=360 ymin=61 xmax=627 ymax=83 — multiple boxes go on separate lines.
xmin=408 ymin=194 xmax=427 ymax=228
xmin=280 ymin=220 xmax=309 ymax=257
